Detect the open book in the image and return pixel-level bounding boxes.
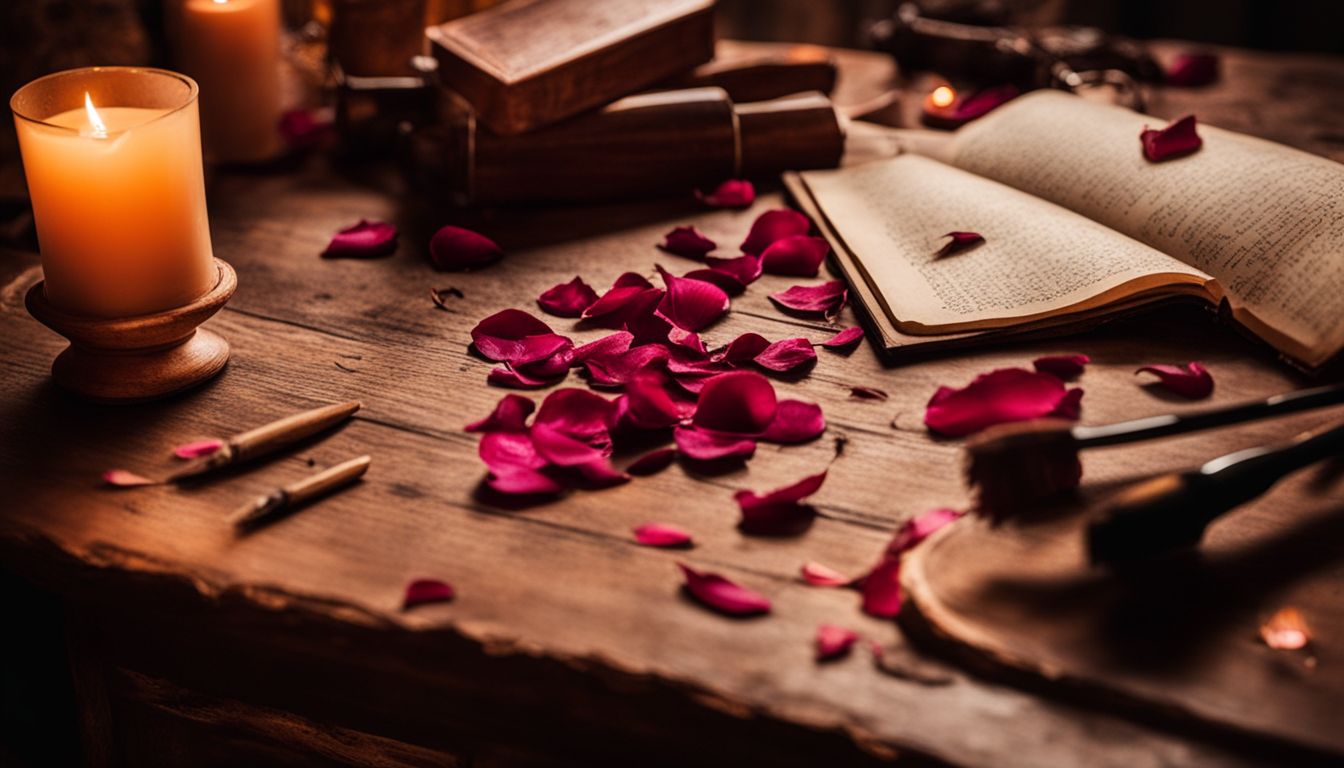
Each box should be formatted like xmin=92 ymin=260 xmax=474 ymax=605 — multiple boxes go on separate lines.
xmin=786 ymin=90 xmax=1344 ymax=370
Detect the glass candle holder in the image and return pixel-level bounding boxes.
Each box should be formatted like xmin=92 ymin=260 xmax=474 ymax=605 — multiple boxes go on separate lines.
xmin=12 ymin=66 xmax=217 ymax=318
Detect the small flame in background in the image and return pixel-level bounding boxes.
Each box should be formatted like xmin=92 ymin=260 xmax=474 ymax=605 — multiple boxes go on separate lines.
xmin=1260 ymin=606 xmax=1311 ymax=651
xmin=83 ymin=92 xmax=107 ymax=139
xmin=929 ymin=85 xmax=956 ymax=109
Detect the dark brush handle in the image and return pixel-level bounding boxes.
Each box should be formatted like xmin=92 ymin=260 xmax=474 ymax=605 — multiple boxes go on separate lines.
xmin=1072 ymin=382 xmax=1344 ymax=449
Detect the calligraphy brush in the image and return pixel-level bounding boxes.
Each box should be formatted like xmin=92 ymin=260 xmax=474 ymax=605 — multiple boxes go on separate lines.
xmin=1087 ymin=421 xmax=1344 ymax=565
xmin=170 ymin=400 xmax=362 ymax=482
xmin=965 ymin=382 xmax=1344 ymax=523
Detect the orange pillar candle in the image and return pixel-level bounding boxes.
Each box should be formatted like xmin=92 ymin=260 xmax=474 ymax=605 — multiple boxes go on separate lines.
xmin=175 ymin=0 xmax=284 ymax=163
xmin=11 ymin=67 xmax=216 ymax=318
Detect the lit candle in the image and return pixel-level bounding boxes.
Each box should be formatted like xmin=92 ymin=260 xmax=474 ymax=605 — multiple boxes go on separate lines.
xmin=11 ymin=67 xmax=216 ymax=317
xmin=174 ymin=0 xmax=284 ymax=163
xmin=921 ymin=82 xmax=1020 ymax=130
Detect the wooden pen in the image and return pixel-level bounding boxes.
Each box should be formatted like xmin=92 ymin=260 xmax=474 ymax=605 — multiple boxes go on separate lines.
xmin=230 ymin=455 xmax=371 ymax=530
xmin=170 ymin=400 xmax=362 ymax=482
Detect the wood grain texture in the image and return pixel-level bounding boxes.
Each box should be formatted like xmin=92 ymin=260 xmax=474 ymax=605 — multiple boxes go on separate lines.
xmin=0 ymin=41 xmax=1340 ymax=767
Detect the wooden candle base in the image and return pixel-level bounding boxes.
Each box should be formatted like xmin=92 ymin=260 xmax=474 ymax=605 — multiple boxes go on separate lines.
xmin=25 ymin=259 xmax=237 ymax=403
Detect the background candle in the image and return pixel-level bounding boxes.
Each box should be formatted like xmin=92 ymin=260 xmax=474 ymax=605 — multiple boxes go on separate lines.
xmin=12 ymin=67 xmax=216 ymax=318
xmin=174 ymin=0 xmax=284 ymax=163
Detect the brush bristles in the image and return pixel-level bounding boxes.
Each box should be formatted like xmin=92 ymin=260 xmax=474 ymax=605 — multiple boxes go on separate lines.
xmin=1087 ymin=473 xmax=1207 ymax=565
xmin=964 ymin=420 xmax=1082 ymax=524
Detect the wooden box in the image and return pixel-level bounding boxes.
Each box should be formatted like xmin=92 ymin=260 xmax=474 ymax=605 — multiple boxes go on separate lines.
xmin=426 ymin=0 xmax=716 ymax=135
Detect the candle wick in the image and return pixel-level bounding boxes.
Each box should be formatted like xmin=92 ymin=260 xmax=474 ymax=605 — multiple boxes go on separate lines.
xmin=83 ymin=92 xmax=108 ymax=139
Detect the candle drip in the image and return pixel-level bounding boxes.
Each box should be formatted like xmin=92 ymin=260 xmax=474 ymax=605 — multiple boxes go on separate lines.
xmin=83 ymin=93 xmax=108 ymax=139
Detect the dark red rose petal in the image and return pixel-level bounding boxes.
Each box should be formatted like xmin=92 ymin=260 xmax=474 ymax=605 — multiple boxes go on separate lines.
xmin=402 ymin=579 xmax=454 ymax=609
xmin=735 ymin=471 xmax=826 ymax=536
xmin=278 ymin=107 xmax=333 ymax=149
xmin=568 ymin=331 xmax=634 ymax=366
xmin=696 ymin=179 xmax=755 ymax=208
xmin=581 ymin=286 xmax=665 ymax=329
xmin=801 ymin=561 xmax=851 ymax=587
xmin=1141 ymin=115 xmax=1202 ymax=162
xmin=741 ymin=209 xmax=810 ymax=255
xmin=935 ymin=231 xmax=985 ymax=258
xmin=850 ymin=386 xmax=888 ymax=401
xmin=660 ymin=226 xmax=717 ymax=258
xmin=534 ymin=388 xmax=617 ymax=445
xmin=821 ymin=326 xmax=864 ymax=350
xmin=430 ymin=225 xmax=501 ymax=270
xmin=760 ymin=236 xmax=829 ymax=277
xmin=486 ymin=466 xmax=565 ymax=495
xmin=470 ymin=309 xmax=569 ymax=364
xmin=479 ymin=431 xmax=548 ymax=474
xmin=634 ymin=523 xmax=692 ymax=548
xmin=465 ymin=393 xmax=535 ymax=433
xmin=682 ymin=268 xmax=746 ymax=296
xmin=704 ymin=253 xmax=764 ymax=286
xmin=860 ymin=557 xmax=903 ymax=618
xmin=1136 ymin=362 xmax=1214 ymax=399
xmin=322 ymin=219 xmax=398 ymax=259
xmin=760 ymin=400 xmax=826 ymax=444
xmin=673 ymin=427 xmax=757 ymax=462
xmin=537 ymin=277 xmax=599 ymax=318
xmin=951 ymin=84 xmax=1019 ymax=122
xmin=769 ymin=281 xmax=847 ymax=317
xmin=487 ymin=365 xmax=561 ymax=389
xmin=1033 ymin=354 xmax=1090 ymax=380
xmin=621 ymin=371 xmax=683 ymax=430
xmin=713 ymin=333 xmax=771 ymax=364
xmin=754 ymin=338 xmax=817 ymax=373
xmin=1050 ymin=387 xmax=1085 ymax=420
xmin=678 ymin=563 xmax=771 ymax=616
xmin=924 ymin=368 xmax=1078 ymax=437
xmin=692 ymin=371 xmax=779 ymax=435
xmin=584 ymin=344 xmax=671 ymax=387
xmin=889 ymin=508 xmax=964 ymax=555
xmin=573 ymin=459 xmax=630 ymax=489
xmin=657 ymin=267 xmax=730 ymax=332
xmin=627 ymin=447 xmax=677 ymax=476
xmin=816 ymin=624 xmax=860 ymax=661
xmin=102 ymin=469 xmax=157 ymax=487
xmin=1165 ymin=53 xmax=1219 ymax=87
xmin=531 ymin=422 xmax=609 ymax=466
xmin=173 ymin=438 xmax=224 ymax=460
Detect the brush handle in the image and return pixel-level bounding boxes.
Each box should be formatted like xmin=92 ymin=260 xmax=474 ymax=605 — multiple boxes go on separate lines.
xmin=1072 ymin=382 xmax=1344 ymax=449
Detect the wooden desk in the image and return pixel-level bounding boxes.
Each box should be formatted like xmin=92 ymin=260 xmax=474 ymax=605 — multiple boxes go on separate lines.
xmin=1 ymin=42 xmax=1341 ymax=767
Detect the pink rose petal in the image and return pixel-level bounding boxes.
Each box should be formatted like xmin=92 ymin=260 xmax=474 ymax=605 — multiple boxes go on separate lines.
xmin=682 ymin=268 xmax=746 ymax=296
xmin=1141 ymin=115 xmax=1202 ymax=162
xmin=692 ymin=371 xmax=779 ymax=435
xmin=924 ymin=368 xmax=1078 ymax=437
xmin=470 ymin=309 xmax=571 ymax=365
xmin=815 ymin=624 xmax=860 ymax=661
xmin=753 ymin=338 xmax=817 ymax=373
xmin=660 ymin=226 xmax=717 ymax=258
xmin=479 ymin=431 xmax=548 ymax=474
xmin=1050 ymin=387 xmax=1085 ymax=420
xmin=657 ymin=267 xmax=730 ymax=332
xmin=760 ymin=236 xmax=829 ymax=277
xmin=673 ymin=427 xmax=757 ymax=462
xmin=935 ymin=231 xmax=985 ymax=258
xmin=760 ymin=400 xmax=826 ymax=444
xmin=1033 ymin=354 xmax=1090 ymax=380
xmin=627 ymin=447 xmax=677 ymax=476
xmin=950 ymin=84 xmax=1018 ymax=122
xmin=715 ymin=333 xmax=772 ymax=364
xmin=678 ymin=563 xmax=771 ymax=616
xmin=1136 ymin=362 xmax=1214 ymax=399
xmin=801 ymin=561 xmax=852 ymax=587
xmin=430 ymin=225 xmax=502 ymax=270
xmin=889 ymin=508 xmax=964 ymax=555
xmin=465 ymin=393 xmax=535 ymax=433
xmin=1166 ymin=53 xmax=1219 ymax=87
xmin=704 ymin=253 xmax=764 ymax=285
xmin=402 ymin=578 xmax=455 ymax=609
xmin=322 ymin=219 xmax=398 ymax=259
xmin=530 ymin=422 xmax=609 ymax=466
xmin=696 ymin=179 xmax=755 ymax=208
xmin=634 ymin=522 xmax=693 ymax=548
xmin=850 ymin=386 xmax=888 ymax=401
xmin=537 ymin=277 xmax=599 ymax=318
xmin=486 ymin=466 xmax=565 ymax=495
xmin=735 ymin=471 xmax=826 ymax=536
xmin=821 ymin=326 xmax=864 ymax=350
xmin=573 ymin=458 xmax=630 ymax=489
xmin=621 ymin=371 xmax=683 ymax=430
xmin=584 ymin=344 xmax=671 ymax=387
xmin=769 ymin=281 xmax=847 ymax=317
xmin=568 ymin=331 xmax=635 ymax=366
xmin=173 ymin=438 xmax=224 ymax=460
xmin=860 ymin=557 xmax=903 ymax=618
xmin=741 ymin=209 xmax=810 ymax=255
xmin=102 ymin=469 xmax=157 ymax=487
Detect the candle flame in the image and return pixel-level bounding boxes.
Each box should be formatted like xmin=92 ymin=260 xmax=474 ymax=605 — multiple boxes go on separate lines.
xmin=930 ymin=85 xmax=956 ymax=109
xmin=83 ymin=92 xmax=108 ymax=139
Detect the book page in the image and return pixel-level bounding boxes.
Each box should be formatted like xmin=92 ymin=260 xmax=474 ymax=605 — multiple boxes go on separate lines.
xmin=950 ymin=90 xmax=1344 ymax=362
xmin=799 ymin=155 xmax=1211 ymax=331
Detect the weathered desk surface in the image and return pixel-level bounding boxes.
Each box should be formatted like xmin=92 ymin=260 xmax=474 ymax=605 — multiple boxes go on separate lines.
xmin=2 ymin=42 xmax=1342 ymax=767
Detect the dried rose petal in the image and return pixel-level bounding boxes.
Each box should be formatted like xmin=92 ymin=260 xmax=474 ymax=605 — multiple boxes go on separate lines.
xmin=465 ymin=393 xmax=535 ymax=433
xmin=860 ymin=557 xmax=903 ymax=618
xmin=682 ymin=268 xmax=746 ymax=296
xmin=471 ymin=309 xmax=571 ymax=365
xmin=741 ymin=209 xmax=810 ymax=255
xmin=1136 ymin=362 xmax=1213 ymax=399
xmin=801 ymin=561 xmax=851 ymax=587
xmin=1260 ymin=607 xmax=1311 ymax=650
xmin=660 ymin=226 xmax=717 ymax=258
xmin=402 ymin=578 xmax=455 ymax=609
xmin=634 ymin=523 xmax=693 ymax=548
xmin=889 ymin=508 xmax=964 ymax=555
xmin=673 ymin=427 xmax=756 ymax=462
xmin=537 ymin=277 xmax=599 ymax=318
xmin=584 ymin=344 xmax=670 ymax=387
xmin=715 ymin=333 xmax=772 ymax=364
xmin=322 ymin=219 xmax=398 ymax=259
xmin=102 ymin=469 xmax=157 ymax=487
xmin=821 ymin=327 xmax=863 ymax=350
xmin=696 ymin=179 xmax=755 ymax=208
xmin=430 ymin=225 xmax=502 ymax=270
xmin=753 ymin=338 xmax=817 ymax=373
xmin=769 ymin=281 xmax=847 ymax=317
xmin=692 ymin=371 xmax=779 ymax=435
xmin=735 ymin=471 xmax=826 ymax=536
xmin=935 ymin=231 xmax=985 ymax=259
xmin=924 ymin=368 xmax=1077 ymax=437
xmin=173 ymin=438 xmax=224 ymax=460
xmin=568 ymin=331 xmax=634 ymax=366
xmin=657 ymin=267 xmax=730 ymax=332
xmin=678 ymin=563 xmax=771 ymax=616
xmin=430 ymin=286 xmax=464 ymax=309
xmin=760 ymin=236 xmax=829 ymax=277
xmin=627 ymin=447 xmax=677 ymax=476
xmin=1141 ymin=115 xmax=1202 ymax=162
xmin=1033 ymin=354 xmax=1090 ymax=380
xmin=1165 ymin=53 xmax=1219 ymax=87
xmin=761 ymin=400 xmax=826 ymax=444
xmin=850 ymin=386 xmax=888 ymax=401
xmin=816 ymin=624 xmax=860 ymax=661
